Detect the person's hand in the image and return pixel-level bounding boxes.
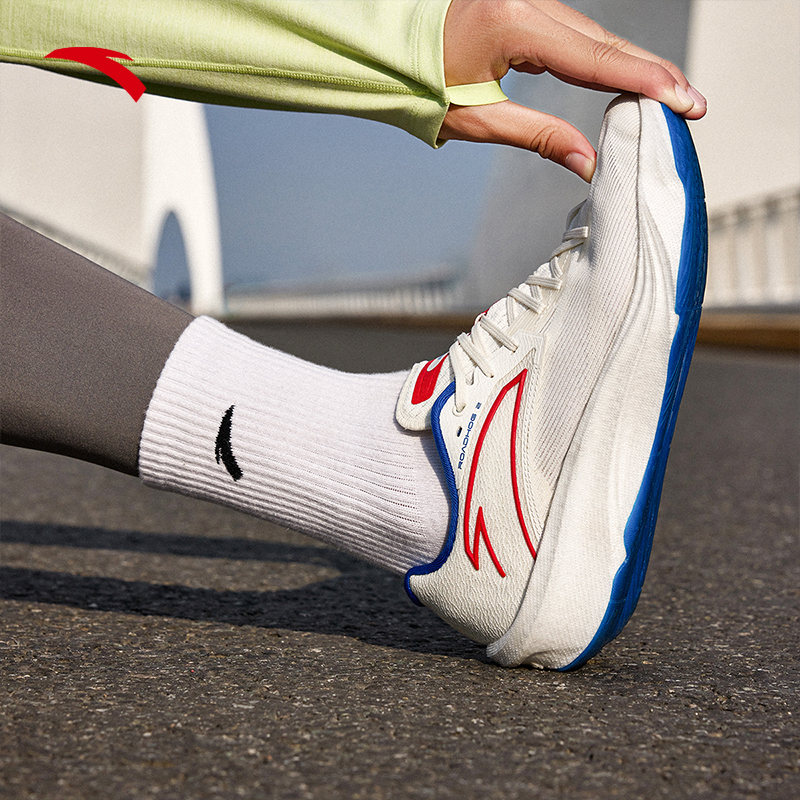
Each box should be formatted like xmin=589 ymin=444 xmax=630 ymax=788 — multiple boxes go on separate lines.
xmin=440 ymin=0 xmax=707 ymax=181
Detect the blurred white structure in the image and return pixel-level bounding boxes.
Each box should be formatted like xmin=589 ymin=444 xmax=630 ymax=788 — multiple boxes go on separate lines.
xmin=685 ymin=0 xmax=800 ymax=308
xmin=466 ymin=0 xmax=800 ymax=313
xmin=0 ymin=64 xmax=224 ymax=315
xmin=1 ymin=0 xmax=797 ymax=317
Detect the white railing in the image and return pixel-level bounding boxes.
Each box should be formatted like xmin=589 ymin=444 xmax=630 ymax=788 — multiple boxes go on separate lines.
xmin=705 ymin=188 xmax=800 ymax=309
xmin=226 ymin=278 xmax=464 ymax=319
xmin=228 ymin=189 xmax=800 ymax=319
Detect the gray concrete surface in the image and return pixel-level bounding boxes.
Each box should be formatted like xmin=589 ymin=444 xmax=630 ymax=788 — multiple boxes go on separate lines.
xmin=1 ymin=322 xmax=798 ymax=800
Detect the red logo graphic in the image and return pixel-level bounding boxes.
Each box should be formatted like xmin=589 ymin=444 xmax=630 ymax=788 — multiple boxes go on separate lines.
xmin=45 ymin=47 xmax=146 ymax=101
xmin=411 ymin=356 xmax=447 ymax=405
xmin=463 ymin=370 xmax=536 ymax=576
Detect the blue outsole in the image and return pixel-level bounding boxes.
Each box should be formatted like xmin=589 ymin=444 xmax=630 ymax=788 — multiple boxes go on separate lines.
xmin=558 ymin=104 xmax=708 ymax=671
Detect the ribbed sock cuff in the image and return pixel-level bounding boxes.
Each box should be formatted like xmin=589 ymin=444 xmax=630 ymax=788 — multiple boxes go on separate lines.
xmin=139 ymin=317 xmax=448 ymax=573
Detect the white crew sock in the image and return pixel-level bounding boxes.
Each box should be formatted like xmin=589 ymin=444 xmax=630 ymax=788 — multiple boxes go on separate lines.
xmin=138 ymin=317 xmax=449 ymax=574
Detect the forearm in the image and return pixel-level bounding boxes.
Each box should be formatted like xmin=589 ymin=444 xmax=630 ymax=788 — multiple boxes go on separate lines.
xmin=0 ymin=0 xmax=451 ymax=146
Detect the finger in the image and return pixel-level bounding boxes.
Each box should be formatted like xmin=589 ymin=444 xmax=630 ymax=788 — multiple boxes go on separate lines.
xmin=527 ymin=0 xmax=688 ymax=85
xmin=505 ymin=5 xmax=704 ymax=117
xmin=440 ymin=101 xmax=597 ymax=181
xmin=509 ymin=61 xmax=706 ymax=121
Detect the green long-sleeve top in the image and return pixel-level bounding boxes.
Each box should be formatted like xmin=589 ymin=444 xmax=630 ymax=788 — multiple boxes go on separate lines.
xmin=0 ymin=0 xmax=457 ymax=146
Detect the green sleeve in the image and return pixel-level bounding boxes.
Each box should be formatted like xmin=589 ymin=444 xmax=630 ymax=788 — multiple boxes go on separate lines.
xmin=0 ymin=0 xmax=452 ymax=147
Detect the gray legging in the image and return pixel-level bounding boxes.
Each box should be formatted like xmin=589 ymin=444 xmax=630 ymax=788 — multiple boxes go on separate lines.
xmin=0 ymin=213 xmax=192 ymax=475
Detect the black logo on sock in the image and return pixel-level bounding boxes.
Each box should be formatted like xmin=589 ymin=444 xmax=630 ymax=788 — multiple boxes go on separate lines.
xmin=215 ymin=405 xmax=243 ymax=481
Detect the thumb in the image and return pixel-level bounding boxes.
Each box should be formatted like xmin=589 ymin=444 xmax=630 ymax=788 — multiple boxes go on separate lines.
xmin=440 ymin=100 xmax=597 ymax=181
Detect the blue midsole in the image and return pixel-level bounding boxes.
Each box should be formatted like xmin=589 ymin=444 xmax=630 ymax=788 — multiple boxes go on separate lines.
xmin=559 ymin=103 xmax=708 ymax=671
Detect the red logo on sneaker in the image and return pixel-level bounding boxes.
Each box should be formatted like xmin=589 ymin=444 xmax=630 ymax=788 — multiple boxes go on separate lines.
xmin=464 ymin=370 xmax=536 ymax=576
xmin=411 ymin=356 xmax=447 ymax=405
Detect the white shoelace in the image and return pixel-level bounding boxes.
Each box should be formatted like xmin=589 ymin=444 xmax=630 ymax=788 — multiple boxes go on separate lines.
xmin=450 ymin=205 xmax=589 ymax=413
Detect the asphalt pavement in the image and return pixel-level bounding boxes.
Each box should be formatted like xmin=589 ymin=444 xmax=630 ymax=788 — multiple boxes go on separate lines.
xmin=1 ymin=320 xmax=798 ymax=800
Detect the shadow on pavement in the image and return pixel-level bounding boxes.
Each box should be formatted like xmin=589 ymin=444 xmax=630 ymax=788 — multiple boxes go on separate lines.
xmin=0 ymin=520 xmax=488 ymax=662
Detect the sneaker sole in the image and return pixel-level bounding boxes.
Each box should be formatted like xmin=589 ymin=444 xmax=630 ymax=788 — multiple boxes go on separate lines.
xmin=486 ymin=102 xmax=706 ymax=670
xmin=408 ymin=101 xmax=706 ymax=670
xmin=553 ymin=105 xmax=707 ymax=670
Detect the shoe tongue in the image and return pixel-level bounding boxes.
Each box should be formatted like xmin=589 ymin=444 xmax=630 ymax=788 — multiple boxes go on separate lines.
xmin=483 ymin=200 xmax=590 ymax=334
xmin=396 ymin=256 xmax=559 ymax=432
xmin=395 ymin=354 xmax=454 ymax=431
xmin=397 ymin=200 xmax=590 ymax=432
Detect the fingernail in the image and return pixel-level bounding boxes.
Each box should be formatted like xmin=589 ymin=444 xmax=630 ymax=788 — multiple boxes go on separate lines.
xmin=674 ymin=84 xmax=694 ymax=110
xmin=688 ymin=85 xmax=707 ymax=110
xmin=565 ymin=152 xmax=595 ymax=183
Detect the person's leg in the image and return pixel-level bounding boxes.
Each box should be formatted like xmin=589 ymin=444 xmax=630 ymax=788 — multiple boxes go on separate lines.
xmin=0 ymin=214 xmax=449 ymax=573
xmin=137 ymin=317 xmax=449 ymax=571
xmin=0 ymin=213 xmax=192 ymax=474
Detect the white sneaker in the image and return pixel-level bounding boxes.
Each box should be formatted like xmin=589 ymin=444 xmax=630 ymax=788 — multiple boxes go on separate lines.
xmin=395 ymin=95 xmax=707 ymax=670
